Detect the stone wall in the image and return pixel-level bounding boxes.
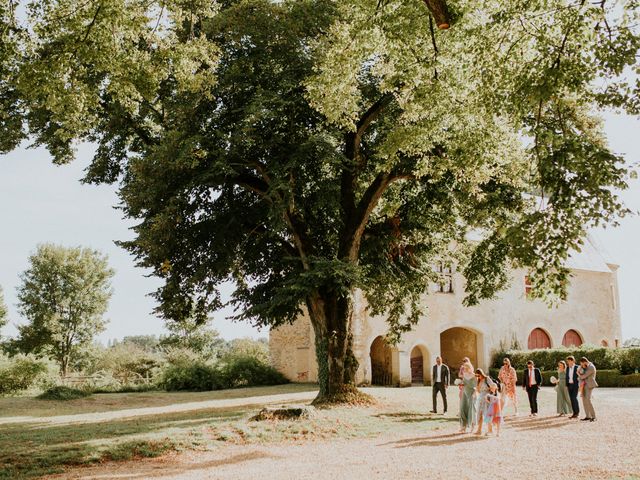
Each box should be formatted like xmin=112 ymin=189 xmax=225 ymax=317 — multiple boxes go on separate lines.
xmin=269 ymin=265 xmax=622 ymax=386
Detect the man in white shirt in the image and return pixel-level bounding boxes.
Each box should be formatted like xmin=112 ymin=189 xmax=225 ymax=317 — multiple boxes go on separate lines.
xmin=565 ymin=355 xmax=580 ymax=419
xmin=523 ymin=360 xmax=542 ymax=416
xmin=431 ymin=356 xmax=450 ymax=414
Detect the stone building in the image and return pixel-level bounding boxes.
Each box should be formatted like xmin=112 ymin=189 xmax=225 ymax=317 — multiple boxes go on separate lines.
xmin=269 ymin=235 xmax=622 ymax=386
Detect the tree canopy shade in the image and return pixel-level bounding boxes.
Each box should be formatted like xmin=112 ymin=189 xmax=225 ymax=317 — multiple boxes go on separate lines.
xmin=14 ymin=244 xmax=114 ymax=376
xmin=2 ymin=0 xmax=639 ymax=400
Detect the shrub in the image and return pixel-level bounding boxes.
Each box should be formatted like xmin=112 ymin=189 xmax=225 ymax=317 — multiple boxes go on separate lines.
xmin=37 ymin=386 xmax=91 ymax=400
xmin=0 ymin=355 xmax=49 ymax=395
xmin=620 ymin=373 xmax=640 ymax=387
xmin=92 ymin=342 xmax=164 ymax=383
xmin=221 ymin=338 xmax=270 ymax=364
xmin=491 ymin=346 xmax=640 ymax=372
xmin=158 ymin=360 xmax=224 ymax=391
xmin=618 ymin=348 xmax=640 ymax=375
xmin=158 ymin=350 xmax=288 ymax=391
xmin=221 ymin=355 xmax=288 ymax=388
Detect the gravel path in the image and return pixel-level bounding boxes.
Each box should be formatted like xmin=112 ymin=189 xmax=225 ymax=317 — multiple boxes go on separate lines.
xmin=45 ymin=388 xmax=640 ymax=480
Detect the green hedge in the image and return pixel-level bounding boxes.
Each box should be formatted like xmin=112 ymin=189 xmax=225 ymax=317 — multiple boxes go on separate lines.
xmin=488 ymin=368 xmax=640 ymax=387
xmin=491 ymin=346 xmax=640 ymax=374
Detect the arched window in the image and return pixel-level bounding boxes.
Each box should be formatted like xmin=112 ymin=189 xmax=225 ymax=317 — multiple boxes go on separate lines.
xmin=527 ymin=328 xmax=551 ymax=349
xmin=562 ymin=329 xmax=583 ymax=347
xmin=601 ymin=339 xmax=609 ymax=348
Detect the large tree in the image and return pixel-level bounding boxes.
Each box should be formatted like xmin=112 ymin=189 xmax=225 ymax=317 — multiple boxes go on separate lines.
xmin=3 ymin=0 xmax=638 ymax=400
xmin=15 ymin=244 xmax=114 ymax=375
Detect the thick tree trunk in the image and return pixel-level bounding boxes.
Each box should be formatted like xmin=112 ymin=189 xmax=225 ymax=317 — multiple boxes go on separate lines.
xmin=306 ymin=288 xmax=360 ymax=402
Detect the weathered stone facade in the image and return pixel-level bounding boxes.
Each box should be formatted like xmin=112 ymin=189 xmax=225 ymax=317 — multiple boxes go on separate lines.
xmin=269 ymin=236 xmax=622 ymax=386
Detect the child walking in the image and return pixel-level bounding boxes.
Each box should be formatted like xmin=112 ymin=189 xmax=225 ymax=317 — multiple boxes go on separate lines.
xmin=483 ymin=384 xmax=504 ymax=437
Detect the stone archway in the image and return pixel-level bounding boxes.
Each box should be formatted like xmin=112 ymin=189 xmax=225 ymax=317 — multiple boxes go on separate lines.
xmin=370 ymin=336 xmax=394 ymax=386
xmin=440 ymin=327 xmax=478 ymax=372
xmin=410 ymin=345 xmax=429 ymax=385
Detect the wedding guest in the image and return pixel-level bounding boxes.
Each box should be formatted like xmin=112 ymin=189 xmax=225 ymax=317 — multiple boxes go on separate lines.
xmin=458 ymin=362 xmax=477 ymax=433
xmin=565 ymin=355 xmax=580 ymax=419
xmin=498 ymin=357 xmax=518 ymax=416
xmin=555 ymin=360 xmax=572 ymax=416
xmin=578 ymin=356 xmax=598 ymax=422
xmin=523 ymin=360 xmax=542 ymax=416
xmin=483 ymin=384 xmax=503 ymax=437
xmin=457 ymin=357 xmax=471 ymax=400
xmin=431 ymin=356 xmax=450 ymax=414
xmin=474 ymin=368 xmax=495 ymax=435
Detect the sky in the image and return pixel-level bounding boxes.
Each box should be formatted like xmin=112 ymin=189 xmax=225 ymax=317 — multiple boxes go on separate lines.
xmin=0 ymin=112 xmax=639 ymax=344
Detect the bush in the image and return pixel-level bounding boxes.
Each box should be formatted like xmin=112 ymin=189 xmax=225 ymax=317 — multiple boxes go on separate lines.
xmin=620 ymin=373 xmax=640 ymax=387
xmin=221 ymin=355 xmax=288 ymax=388
xmin=489 ymin=367 xmax=640 ymax=387
xmin=0 ymin=355 xmax=50 ymax=395
xmin=221 ymin=338 xmax=270 ymax=364
xmin=618 ymin=348 xmax=640 ymax=375
xmin=37 ymin=386 xmax=91 ymax=400
xmin=491 ymin=346 xmax=640 ymax=372
xmin=159 ymin=361 xmax=225 ymax=391
xmin=92 ymin=342 xmax=164 ymax=383
xmin=158 ymin=350 xmax=288 ymax=392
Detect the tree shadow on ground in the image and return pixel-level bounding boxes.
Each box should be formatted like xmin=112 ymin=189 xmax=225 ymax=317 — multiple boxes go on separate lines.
xmin=0 ymin=407 xmax=251 ymax=479
xmin=373 ymin=412 xmax=458 ymax=423
xmin=382 ymin=432 xmax=489 ymax=448
xmin=66 ymin=451 xmax=278 ymax=480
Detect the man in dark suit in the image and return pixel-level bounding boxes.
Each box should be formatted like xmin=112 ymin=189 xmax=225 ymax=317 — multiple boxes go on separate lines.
xmin=565 ymin=355 xmax=580 ymax=419
xmin=522 ymin=360 xmax=543 ymax=416
xmin=431 ymin=356 xmax=450 ymax=414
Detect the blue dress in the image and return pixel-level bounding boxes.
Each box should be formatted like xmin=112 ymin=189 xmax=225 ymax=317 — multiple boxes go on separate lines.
xmin=476 ymin=378 xmax=495 ymax=423
xmin=459 ymin=375 xmax=477 ymax=429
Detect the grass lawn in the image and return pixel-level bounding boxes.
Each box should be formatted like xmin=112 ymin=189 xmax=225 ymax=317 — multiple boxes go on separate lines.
xmin=0 ymin=384 xmax=549 ymax=479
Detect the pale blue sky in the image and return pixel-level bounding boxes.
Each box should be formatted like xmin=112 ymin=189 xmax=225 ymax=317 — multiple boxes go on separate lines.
xmin=0 ymin=111 xmax=639 ymax=343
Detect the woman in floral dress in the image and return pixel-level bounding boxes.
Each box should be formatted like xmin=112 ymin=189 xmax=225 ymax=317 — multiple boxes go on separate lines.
xmin=498 ymin=357 xmax=518 ymax=416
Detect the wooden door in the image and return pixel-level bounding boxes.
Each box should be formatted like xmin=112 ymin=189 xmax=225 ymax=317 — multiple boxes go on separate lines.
xmin=411 ymin=356 xmax=423 ymax=384
xmin=527 ymin=328 xmax=551 ymax=349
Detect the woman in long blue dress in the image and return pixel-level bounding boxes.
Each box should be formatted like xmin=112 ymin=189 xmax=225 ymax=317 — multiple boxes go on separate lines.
xmin=458 ymin=362 xmax=477 ymax=433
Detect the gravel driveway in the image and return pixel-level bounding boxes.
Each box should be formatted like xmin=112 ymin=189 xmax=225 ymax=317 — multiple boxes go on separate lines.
xmin=46 ymin=388 xmax=640 ymax=480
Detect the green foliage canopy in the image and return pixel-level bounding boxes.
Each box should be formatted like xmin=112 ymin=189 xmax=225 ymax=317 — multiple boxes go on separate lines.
xmin=14 ymin=244 xmax=114 ymax=376
xmin=2 ymin=0 xmax=638 ymax=396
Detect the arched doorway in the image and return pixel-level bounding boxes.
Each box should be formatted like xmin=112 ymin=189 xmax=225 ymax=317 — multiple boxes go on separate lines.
xmin=562 ymin=329 xmax=583 ymax=347
xmin=440 ymin=327 xmax=478 ymax=371
xmin=370 ymin=336 xmax=393 ymax=386
xmin=527 ymin=328 xmax=551 ymax=349
xmin=410 ymin=345 xmax=429 ymax=385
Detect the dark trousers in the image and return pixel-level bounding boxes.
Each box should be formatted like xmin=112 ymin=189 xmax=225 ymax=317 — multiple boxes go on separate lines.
xmin=526 ymin=386 xmax=539 ymax=414
xmin=432 ymin=382 xmax=447 ymax=412
xmin=567 ymin=383 xmax=580 ymax=416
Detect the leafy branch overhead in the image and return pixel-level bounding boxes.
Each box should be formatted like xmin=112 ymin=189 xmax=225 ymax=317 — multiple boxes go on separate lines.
xmin=1 ymin=0 xmax=638 ymax=398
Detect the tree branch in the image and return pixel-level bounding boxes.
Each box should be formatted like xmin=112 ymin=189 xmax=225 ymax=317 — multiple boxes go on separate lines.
xmin=422 ymin=0 xmax=452 ymax=30
xmin=340 ymin=170 xmax=414 ymax=261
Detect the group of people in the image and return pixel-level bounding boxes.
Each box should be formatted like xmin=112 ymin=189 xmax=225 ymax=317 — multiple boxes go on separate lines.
xmin=428 ymin=354 xmax=599 ymax=437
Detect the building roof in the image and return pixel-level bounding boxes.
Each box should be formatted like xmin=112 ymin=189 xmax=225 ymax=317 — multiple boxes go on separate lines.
xmin=566 ymin=233 xmax=617 ymax=273
xmin=465 ymin=229 xmax=616 ymax=274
